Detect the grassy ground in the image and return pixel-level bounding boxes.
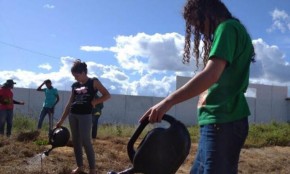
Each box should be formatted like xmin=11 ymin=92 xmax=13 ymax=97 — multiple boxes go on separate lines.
xmin=0 ymin=115 xmax=290 ymax=173
xmin=11 ymin=114 xmax=290 ymax=147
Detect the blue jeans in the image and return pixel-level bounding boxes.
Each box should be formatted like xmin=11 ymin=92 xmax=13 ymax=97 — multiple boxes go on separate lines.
xmin=0 ymin=109 xmax=14 ymax=137
xmin=92 ymin=114 xmax=100 ymax=139
xmin=37 ymin=107 xmax=54 ymax=131
xmin=190 ymin=117 xmax=249 ymax=174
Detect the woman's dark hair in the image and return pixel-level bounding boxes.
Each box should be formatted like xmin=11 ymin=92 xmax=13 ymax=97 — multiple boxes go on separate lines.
xmin=71 ymin=59 xmax=88 ymax=74
xmin=182 ymin=0 xmax=255 ymax=68
xmin=2 ymin=83 xmax=12 ymax=88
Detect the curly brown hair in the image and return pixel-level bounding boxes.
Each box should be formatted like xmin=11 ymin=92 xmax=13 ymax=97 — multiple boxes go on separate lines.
xmin=182 ymin=0 xmax=254 ymax=68
xmin=71 ymin=59 xmax=88 ymax=74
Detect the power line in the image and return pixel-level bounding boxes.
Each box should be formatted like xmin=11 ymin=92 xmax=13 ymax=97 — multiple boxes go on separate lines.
xmin=0 ymin=40 xmax=60 ymax=59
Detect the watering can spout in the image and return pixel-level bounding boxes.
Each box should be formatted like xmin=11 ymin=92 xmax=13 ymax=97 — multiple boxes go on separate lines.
xmin=43 ymin=147 xmax=54 ymax=156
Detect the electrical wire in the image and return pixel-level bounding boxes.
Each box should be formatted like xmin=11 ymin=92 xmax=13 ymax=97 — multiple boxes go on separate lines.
xmin=0 ymin=40 xmax=60 ymax=59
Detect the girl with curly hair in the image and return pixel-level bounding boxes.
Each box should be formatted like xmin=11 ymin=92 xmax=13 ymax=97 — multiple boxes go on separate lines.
xmin=140 ymin=0 xmax=255 ymax=173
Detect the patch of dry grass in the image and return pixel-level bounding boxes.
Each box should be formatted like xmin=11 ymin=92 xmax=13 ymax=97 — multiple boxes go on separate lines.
xmin=1 ymin=128 xmax=290 ymax=173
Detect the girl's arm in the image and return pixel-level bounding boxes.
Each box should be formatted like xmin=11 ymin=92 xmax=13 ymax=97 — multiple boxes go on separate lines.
xmin=140 ymin=57 xmax=226 ymax=123
xmin=56 ymin=90 xmax=74 ymax=127
xmin=91 ymin=79 xmax=111 ymax=107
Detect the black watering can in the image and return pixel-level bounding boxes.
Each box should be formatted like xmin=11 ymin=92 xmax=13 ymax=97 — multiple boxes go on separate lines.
xmin=108 ymin=114 xmax=191 ymax=174
xmin=43 ymin=126 xmax=70 ymax=156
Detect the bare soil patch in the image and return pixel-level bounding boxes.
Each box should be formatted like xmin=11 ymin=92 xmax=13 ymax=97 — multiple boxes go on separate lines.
xmin=0 ymin=135 xmax=290 ymax=174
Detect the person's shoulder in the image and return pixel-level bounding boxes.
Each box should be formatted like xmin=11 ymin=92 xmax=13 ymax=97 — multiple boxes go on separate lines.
xmin=223 ymin=19 xmax=244 ymax=29
xmin=72 ymin=81 xmax=79 ymax=86
xmin=91 ymin=77 xmax=99 ymax=81
xmin=218 ymin=19 xmax=236 ymax=28
xmin=91 ymin=77 xmax=100 ymax=85
xmin=52 ymin=87 xmax=58 ymax=92
xmin=216 ymin=19 xmax=242 ymax=35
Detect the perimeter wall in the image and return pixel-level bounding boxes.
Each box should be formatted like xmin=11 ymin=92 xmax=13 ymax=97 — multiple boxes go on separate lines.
xmin=13 ymin=76 xmax=290 ymax=126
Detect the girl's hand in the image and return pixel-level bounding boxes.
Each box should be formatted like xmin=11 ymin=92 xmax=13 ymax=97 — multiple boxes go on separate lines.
xmin=91 ymin=99 xmax=97 ymax=108
xmin=139 ymin=99 xmax=172 ymax=124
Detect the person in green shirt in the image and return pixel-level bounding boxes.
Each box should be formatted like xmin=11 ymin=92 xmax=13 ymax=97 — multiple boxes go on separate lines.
xmin=140 ymin=0 xmax=255 ymax=173
xmin=91 ymin=79 xmax=105 ymax=139
xmin=37 ymin=79 xmax=59 ymax=134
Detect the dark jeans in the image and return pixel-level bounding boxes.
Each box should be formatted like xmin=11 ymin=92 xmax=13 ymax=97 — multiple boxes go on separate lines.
xmin=191 ymin=117 xmax=249 ymax=174
xmin=37 ymin=107 xmax=54 ymax=131
xmin=0 ymin=109 xmax=14 ymax=137
xmin=92 ymin=114 xmax=100 ymax=139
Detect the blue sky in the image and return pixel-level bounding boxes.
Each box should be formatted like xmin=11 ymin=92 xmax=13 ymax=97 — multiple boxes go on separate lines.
xmin=0 ymin=0 xmax=290 ymax=97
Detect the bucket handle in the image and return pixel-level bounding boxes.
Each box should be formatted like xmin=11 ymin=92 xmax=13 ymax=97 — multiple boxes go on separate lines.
xmin=127 ymin=114 xmax=176 ymax=162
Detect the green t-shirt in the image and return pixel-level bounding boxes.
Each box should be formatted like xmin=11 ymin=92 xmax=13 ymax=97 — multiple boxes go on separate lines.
xmin=43 ymin=88 xmax=58 ymax=108
xmin=92 ymin=93 xmax=104 ymax=116
xmin=197 ymin=19 xmax=254 ymax=125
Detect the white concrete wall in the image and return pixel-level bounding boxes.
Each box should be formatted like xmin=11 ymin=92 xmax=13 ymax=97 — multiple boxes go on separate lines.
xmin=287 ymin=99 xmax=290 ymax=120
xmin=12 ymin=76 xmax=290 ymax=126
xmin=248 ymin=84 xmax=289 ymax=123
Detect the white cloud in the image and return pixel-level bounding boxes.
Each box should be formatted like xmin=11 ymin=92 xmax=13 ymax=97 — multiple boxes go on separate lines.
xmin=118 ymin=72 xmax=176 ymax=96
xmin=267 ymin=8 xmax=290 ymax=33
xmin=86 ymin=62 xmax=129 ymax=83
xmin=1 ymin=33 xmax=290 ymax=97
xmin=80 ymin=46 xmax=109 ymax=52
xmin=43 ymin=4 xmax=55 ymax=9
xmin=251 ymin=38 xmax=290 ymax=86
xmin=0 ymin=57 xmax=74 ymax=90
xmin=38 ymin=63 xmax=52 ymax=70
xmin=114 ymin=32 xmax=194 ymax=72
xmin=80 ymin=34 xmax=290 ymax=96
xmin=80 ymin=32 xmax=196 ymax=73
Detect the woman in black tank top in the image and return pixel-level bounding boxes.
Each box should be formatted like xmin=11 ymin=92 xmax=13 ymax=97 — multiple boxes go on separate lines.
xmin=56 ymin=60 xmax=111 ymax=174
xmin=71 ymin=78 xmax=95 ymax=114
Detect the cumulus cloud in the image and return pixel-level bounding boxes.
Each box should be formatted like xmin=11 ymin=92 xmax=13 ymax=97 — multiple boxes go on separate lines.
xmin=114 ymin=33 xmax=196 ymax=72
xmin=86 ymin=62 xmax=129 ymax=83
xmin=123 ymin=73 xmax=176 ymax=96
xmin=79 ymin=34 xmax=290 ymax=96
xmin=0 ymin=57 xmax=74 ymax=90
xmin=38 ymin=63 xmax=52 ymax=70
xmin=1 ymin=33 xmax=290 ymax=97
xmin=267 ymin=8 xmax=290 ymax=33
xmin=80 ymin=33 xmax=196 ymax=73
xmin=251 ymin=38 xmax=290 ymax=86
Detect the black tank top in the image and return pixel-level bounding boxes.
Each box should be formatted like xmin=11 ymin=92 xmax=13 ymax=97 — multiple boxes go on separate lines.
xmin=70 ymin=78 xmax=96 ymax=114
